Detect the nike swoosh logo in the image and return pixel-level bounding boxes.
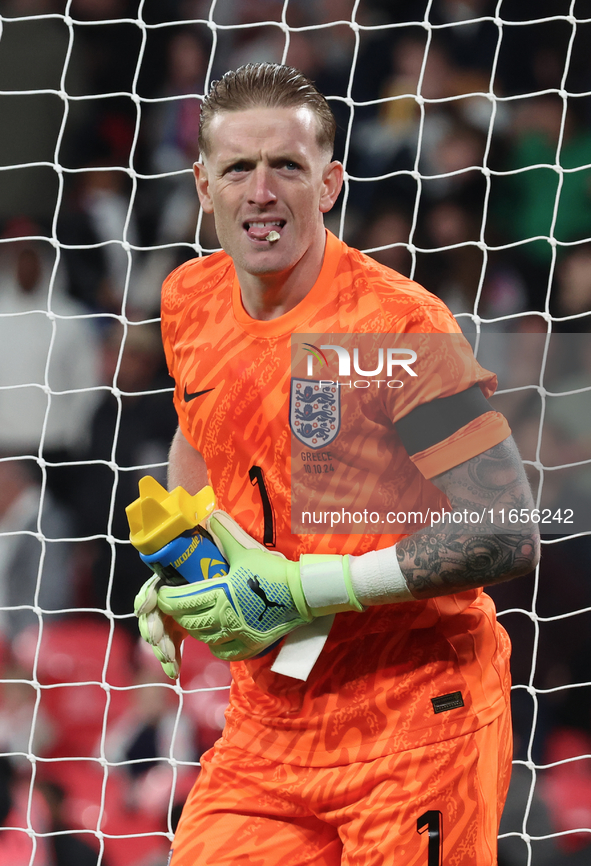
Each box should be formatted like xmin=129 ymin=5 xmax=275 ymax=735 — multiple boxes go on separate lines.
xmin=183 ymin=386 xmax=215 ymax=402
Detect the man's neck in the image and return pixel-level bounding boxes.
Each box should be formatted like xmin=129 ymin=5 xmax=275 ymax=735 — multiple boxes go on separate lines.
xmin=236 ymin=230 xmax=327 ymax=321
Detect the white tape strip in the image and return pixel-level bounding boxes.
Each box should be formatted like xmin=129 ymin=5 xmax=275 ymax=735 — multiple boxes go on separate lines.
xmin=349 ymin=545 xmax=413 ymax=605
xmin=300 ymin=560 xmax=348 ymax=609
xmin=270 ymin=615 xmax=335 ymax=681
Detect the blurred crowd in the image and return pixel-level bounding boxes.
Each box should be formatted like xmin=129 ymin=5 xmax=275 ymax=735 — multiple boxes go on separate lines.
xmin=0 ymin=0 xmax=590 ymax=863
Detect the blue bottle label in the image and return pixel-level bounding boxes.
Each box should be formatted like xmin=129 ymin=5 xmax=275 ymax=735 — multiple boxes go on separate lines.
xmin=140 ymin=528 xmax=228 ymax=585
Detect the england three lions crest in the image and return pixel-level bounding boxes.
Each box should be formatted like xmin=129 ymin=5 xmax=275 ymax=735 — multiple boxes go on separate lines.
xmin=290 ymin=379 xmax=340 ymax=449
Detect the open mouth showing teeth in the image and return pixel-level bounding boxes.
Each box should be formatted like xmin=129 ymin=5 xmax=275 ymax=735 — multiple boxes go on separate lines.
xmin=244 ymin=220 xmax=286 ymax=240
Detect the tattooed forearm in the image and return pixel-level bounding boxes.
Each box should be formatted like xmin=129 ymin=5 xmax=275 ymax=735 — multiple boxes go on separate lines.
xmin=397 ymin=528 xmax=538 ymax=598
xmin=397 ymin=437 xmax=541 ymax=599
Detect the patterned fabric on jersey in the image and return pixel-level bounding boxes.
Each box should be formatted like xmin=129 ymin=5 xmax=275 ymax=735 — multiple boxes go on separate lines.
xmin=170 ymin=701 xmax=512 ymax=866
xmin=288 ymin=333 xmax=509 ymax=535
xmin=161 ymin=230 xmax=512 ymax=767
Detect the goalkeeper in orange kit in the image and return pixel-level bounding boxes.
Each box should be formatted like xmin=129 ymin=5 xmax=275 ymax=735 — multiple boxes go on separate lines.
xmin=133 ymin=63 xmax=540 ymax=865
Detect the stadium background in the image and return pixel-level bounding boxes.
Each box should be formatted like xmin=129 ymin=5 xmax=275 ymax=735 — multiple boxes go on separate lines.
xmin=0 ymin=0 xmax=590 ymax=864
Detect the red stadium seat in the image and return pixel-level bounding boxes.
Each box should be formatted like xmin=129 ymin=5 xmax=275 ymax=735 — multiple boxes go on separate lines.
xmin=12 ymin=617 xmax=135 ymax=758
xmin=540 ymin=728 xmax=591 ymax=853
xmin=40 ymin=759 xmax=170 ymax=866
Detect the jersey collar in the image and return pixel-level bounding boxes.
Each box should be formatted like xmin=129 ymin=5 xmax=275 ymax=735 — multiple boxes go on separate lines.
xmin=231 ymin=229 xmax=342 ymax=338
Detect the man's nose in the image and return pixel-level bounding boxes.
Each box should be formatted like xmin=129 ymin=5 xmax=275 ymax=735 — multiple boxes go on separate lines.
xmin=248 ymin=165 xmax=277 ymax=207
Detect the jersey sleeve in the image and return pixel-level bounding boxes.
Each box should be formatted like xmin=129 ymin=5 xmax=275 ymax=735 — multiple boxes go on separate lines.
xmin=160 ymin=260 xmax=187 ymax=382
xmin=382 ymin=302 xmax=511 ymax=478
xmin=159 ymin=251 xmax=241 ymax=461
xmin=160 ymin=258 xmax=206 ymax=452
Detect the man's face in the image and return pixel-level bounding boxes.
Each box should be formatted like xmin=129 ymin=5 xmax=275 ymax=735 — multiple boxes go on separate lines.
xmin=194 ymin=106 xmax=343 ymax=279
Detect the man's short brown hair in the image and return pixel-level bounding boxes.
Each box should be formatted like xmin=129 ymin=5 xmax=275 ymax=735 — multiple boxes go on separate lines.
xmin=198 ymin=63 xmax=336 ymax=158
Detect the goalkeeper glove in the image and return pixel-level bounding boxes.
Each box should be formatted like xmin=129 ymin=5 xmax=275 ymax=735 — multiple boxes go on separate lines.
xmin=134 ymin=574 xmax=189 ymax=678
xmin=152 ymin=510 xmax=365 ymax=663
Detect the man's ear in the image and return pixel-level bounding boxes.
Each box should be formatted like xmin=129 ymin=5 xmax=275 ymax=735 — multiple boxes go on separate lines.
xmin=319 ymin=160 xmax=344 ymax=214
xmin=194 ymin=162 xmax=214 ymax=214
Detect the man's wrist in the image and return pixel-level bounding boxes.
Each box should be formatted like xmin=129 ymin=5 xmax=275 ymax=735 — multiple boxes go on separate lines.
xmin=299 ymin=554 xmax=364 ymax=616
xmin=349 ymin=546 xmax=414 ymax=606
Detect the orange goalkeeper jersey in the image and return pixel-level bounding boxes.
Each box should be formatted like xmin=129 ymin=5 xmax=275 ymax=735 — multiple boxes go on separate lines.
xmin=161 ymin=230 xmax=512 ymax=767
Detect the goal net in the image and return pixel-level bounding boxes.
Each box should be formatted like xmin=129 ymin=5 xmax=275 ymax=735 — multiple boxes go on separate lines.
xmin=0 ymin=1 xmax=590 ymax=864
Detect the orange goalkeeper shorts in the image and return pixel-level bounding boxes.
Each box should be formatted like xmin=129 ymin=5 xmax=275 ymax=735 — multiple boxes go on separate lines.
xmin=169 ymin=703 xmax=512 ymax=866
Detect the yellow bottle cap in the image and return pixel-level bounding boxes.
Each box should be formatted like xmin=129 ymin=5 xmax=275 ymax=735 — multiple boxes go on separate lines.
xmin=125 ymin=476 xmax=216 ymax=555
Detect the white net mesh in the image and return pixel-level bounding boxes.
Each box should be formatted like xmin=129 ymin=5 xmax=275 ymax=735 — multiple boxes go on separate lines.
xmin=0 ymin=1 xmax=590 ymax=864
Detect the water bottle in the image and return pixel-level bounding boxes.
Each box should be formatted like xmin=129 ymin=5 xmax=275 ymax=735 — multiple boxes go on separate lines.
xmin=126 ymin=476 xmax=228 ymax=586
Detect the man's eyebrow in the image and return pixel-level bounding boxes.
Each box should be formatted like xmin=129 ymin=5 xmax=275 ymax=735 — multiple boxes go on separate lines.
xmin=269 ymin=154 xmax=304 ymax=166
xmin=219 ymin=150 xmax=306 ymax=164
xmin=218 ymin=156 xmax=255 ymax=171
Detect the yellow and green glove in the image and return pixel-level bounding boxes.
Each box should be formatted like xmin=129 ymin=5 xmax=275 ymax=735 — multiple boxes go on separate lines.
xmin=134 ymin=510 xmax=364 ymax=672
xmin=134 ymin=575 xmax=189 ymax=678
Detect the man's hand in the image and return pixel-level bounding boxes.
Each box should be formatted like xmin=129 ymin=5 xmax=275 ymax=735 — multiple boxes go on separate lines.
xmin=155 ymin=511 xmax=363 ymax=662
xmin=134 ymin=575 xmax=188 ymax=679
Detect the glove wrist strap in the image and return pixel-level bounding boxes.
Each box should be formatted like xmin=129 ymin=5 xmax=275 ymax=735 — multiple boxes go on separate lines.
xmin=299 ymin=555 xmax=364 ymax=616
xmin=349 ymin=545 xmax=414 ymax=604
